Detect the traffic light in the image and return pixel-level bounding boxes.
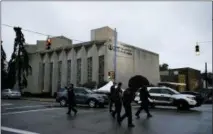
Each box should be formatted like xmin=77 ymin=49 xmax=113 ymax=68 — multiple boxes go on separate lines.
xmin=195 ymin=44 xmax=200 ymax=55
xmin=46 ymin=38 xmax=51 ymax=50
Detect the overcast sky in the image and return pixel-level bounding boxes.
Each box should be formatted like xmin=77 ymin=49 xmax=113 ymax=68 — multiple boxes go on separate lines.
xmin=2 ymin=1 xmax=212 ymax=72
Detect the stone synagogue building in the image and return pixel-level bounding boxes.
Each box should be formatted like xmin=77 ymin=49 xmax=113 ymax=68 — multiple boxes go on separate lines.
xmin=24 ymin=26 xmax=160 ymax=96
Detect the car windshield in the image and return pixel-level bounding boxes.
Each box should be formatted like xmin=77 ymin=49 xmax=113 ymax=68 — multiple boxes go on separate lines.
xmin=84 ymin=88 xmax=94 ymax=94
xmin=169 ymin=88 xmax=180 ymax=94
xmin=12 ymin=89 xmax=20 ymax=92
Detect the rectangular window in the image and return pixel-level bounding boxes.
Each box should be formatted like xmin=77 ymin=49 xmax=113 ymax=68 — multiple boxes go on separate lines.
xmin=87 ymin=57 xmax=93 ymax=82
xmin=99 ymin=55 xmax=105 ymax=83
xmin=58 ymin=61 xmax=62 ymax=90
xmin=49 ymin=63 xmax=53 ymax=93
xmin=42 ymin=63 xmax=45 ymax=91
xmin=77 ymin=59 xmax=81 ymax=86
xmin=67 ymin=60 xmax=71 ymax=85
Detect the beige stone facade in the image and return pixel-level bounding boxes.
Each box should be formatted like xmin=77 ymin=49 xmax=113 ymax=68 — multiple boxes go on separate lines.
xmin=24 ymin=26 xmax=160 ymax=96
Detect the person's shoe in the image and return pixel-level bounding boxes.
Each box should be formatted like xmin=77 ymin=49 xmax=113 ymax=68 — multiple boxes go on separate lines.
xmin=128 ymin=124 xmax=135 ymax=128
xmin=111 ymin=113 xmax=115 ymax=118
xmin=67 ymin=112 xmax=70 ymax=115
xmin=135 ymin=114 xmax=140 ymax=119
xmin=117 ymin=119 xmax=121 ymax=126
xmin=147 ymin=114 xmax=152 ymax=118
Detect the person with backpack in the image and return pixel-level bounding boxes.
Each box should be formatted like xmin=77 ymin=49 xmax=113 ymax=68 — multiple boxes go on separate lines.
xmin=118 ymin=87 xmax=135 ymax=127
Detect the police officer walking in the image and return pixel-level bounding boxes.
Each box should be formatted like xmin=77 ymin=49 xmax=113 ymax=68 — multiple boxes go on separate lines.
xmin=67 ymin=84 xmax=77 ymax=115
xmin=135 ymin=86 xmax=152 ymax=119
xmin=118 ymin=87 xmax=135 ymax=127
xmin=109 ymin=82 xmax=116 ymax=113
xmin=111 ymin=82 xmax=123 ymax=123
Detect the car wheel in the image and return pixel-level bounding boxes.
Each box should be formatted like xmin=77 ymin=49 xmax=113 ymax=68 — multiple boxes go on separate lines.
xmin=177 ymin=101 xmax=189 ymax=110
xmin=99 ymin=104 xmax=105 ymax=108
xmin=60 ymin=98 xmax=67 ymax=107
xmin=88 ymin=99 xmax=97 ymax=108
xmin=5 ymin=95 xmax=9 ymax=99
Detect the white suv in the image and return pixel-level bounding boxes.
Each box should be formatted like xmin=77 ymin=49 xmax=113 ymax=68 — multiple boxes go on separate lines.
xmin=134 ymin=87 xmax=198 ymax=110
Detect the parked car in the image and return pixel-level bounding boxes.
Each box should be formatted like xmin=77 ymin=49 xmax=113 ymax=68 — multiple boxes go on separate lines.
xmin=2 ymin=89 xmax=21 ymax=99
xmin=56 ymin=87 xmax=109 ymax=108
xmin=134 ymin=87 xmax=200 ymax=110
xmin=180 ymin=91 xmax=204 ymax=106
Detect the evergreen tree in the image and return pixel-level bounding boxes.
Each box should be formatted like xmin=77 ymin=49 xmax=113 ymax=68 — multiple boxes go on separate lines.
xmin=7 ymin=27 xmax=32 ymax=91
xmin=159 ymin=63 xmax=169 ymax=71
xmin=1 ymin=42 xmax=8 ymax=90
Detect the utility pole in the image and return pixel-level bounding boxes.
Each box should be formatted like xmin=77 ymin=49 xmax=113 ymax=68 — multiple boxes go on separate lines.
xmin=195 ymin=41 xmax=212 ymax=89
xmin=205 ymin=62 xmax=208 ymax=89
xmin=114 ymin=28 xmax=117 ymax=83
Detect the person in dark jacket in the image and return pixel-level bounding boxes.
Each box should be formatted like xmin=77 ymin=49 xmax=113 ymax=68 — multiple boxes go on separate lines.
xmin=118 ymin=87 xmax=135 ymax=127
xmin=111 ymin=82 xmax=123 ymax=122
xmin=109 ymin=82 xmax=116 ymax=113
xmin=67 ymin=84 xmax=77 ymax=115
xmin=135 ymin=86 xmax=152 ymax=119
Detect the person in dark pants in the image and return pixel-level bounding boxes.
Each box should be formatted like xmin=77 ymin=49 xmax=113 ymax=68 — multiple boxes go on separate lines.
xmin=109 ymin=82 xmax=116 ymax=113
xmin=67 ymin=84 xmax=77 ymax=115
xmin=118 ymin=87 xmax=135 ymax=127
xmin=135 ymin=86 xmax=152 ymax=119
xmin=111 ymin=82 xmax=123 ymax=123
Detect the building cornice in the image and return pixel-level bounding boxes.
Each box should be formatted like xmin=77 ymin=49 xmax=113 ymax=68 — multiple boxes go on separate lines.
xmin=28 ymin=40 xmax=107 ymax=55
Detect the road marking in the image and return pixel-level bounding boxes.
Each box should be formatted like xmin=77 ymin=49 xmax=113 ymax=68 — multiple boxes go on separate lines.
xmin=2 ymin=107 xmax=61 ymax=115
xmin=5 ymin=105 xmax=48 ymax=110
xmin=1 ymin=126 xmax=40 ymax=134
xmin=1 ymin=103 xmax=13 ymax=106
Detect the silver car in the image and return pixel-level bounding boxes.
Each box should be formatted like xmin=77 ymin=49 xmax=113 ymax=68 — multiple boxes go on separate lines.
xmin=56 ymin=87 xmax=109 ymax=108
xmin=2 ymin=89 xmax=21 ymax=99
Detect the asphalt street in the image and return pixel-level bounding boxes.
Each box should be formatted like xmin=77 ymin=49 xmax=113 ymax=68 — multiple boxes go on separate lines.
xmin=1 ymin=99 xmax=212 ymax=134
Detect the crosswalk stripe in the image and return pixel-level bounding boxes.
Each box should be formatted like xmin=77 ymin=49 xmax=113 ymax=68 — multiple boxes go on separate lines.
xmin=1 ymin=126 xmax=40 ymax=134
xmin=2 ymin=107 xmax=62 ymax=115
xmin=1 ymin=103 xmax=13 ymax=106
xmin=5 ymin=105 xmax=47 ymax=110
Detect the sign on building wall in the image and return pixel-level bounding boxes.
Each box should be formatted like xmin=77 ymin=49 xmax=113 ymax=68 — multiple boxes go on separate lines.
xmin=108 ymin=44 xmax=132 ymax=55
xmin=108 ymin=71 xmax=115 ymax=80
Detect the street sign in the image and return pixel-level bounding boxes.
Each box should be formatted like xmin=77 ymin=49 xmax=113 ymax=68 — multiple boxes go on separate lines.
xmin=108 ymin=71 xmax=115 ymax=80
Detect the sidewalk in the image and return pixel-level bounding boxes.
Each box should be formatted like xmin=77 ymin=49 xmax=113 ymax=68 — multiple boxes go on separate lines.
xmin=22 ymin=97 xmax=55 ymax=103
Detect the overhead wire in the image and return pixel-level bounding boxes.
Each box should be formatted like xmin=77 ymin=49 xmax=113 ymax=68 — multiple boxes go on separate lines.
xmin=2 ymin=23 xmax=85 ymax=43
xmin=2 ymin=23 xmax=133 ymax=58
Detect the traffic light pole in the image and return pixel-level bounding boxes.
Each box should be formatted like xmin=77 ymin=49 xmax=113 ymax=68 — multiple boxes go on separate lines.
xmin=195 ymin=41 xmax=212 ymax=89
xmin=114 ymin=28 xmax=117 ymax=83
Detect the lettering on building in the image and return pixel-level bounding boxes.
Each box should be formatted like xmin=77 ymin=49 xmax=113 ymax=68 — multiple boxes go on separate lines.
xmin=108 ymin=44 xmax=132 ymax=55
